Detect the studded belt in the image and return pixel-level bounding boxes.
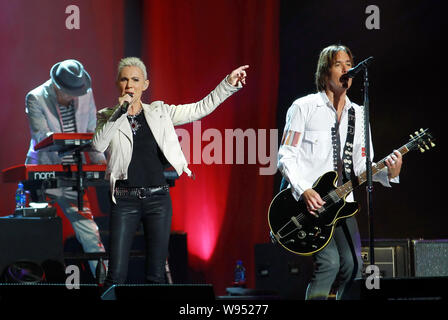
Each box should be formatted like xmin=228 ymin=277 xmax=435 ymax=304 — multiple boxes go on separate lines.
xmin=114 ymin=185 xmax=169 ymax=199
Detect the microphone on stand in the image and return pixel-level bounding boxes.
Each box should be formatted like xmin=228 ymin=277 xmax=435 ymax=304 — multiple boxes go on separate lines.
xmin=340 ymin=56 xmax=374 ymax=82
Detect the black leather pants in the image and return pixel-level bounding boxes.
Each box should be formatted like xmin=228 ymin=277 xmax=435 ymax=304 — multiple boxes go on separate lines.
xmin=105 ymin=188 xmax=172 ymax=286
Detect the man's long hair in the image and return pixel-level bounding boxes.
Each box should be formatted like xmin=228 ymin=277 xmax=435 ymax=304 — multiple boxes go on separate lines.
xmin=315 ymin=44 xmax=354 ymax=92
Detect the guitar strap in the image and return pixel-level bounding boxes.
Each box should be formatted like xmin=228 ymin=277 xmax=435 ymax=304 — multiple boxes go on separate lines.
xmin=342 ymin=107 xmax=356 ymax=181
xmin=332 ymin=106 xmax=355 ymax=185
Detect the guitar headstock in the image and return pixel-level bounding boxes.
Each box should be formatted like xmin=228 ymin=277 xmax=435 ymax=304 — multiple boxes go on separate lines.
xmin=408 ymin=128 xmax=435 ymax=153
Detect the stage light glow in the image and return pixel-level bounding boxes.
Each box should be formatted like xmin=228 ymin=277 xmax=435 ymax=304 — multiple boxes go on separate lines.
xmin=170 ymin=165 xmax=229 ymax=263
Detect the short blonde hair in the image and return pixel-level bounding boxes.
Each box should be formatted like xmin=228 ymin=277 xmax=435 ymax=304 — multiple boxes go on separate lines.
xmin=117 ymin=57 xmax=148 ymax=80
xmin=315 ymin=45 xmax=354 ymax=92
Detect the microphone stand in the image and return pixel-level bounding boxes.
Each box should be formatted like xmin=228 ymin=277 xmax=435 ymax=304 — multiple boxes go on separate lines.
xmin=362 ymin=65 xmax=375 ymax=266
xmin=343 ymin=55 xmax=375 ymax=266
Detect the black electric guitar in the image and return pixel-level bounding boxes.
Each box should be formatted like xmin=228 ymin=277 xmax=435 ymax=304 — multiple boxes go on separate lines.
xmin=268 ymin=129 xmax=435 ymax=256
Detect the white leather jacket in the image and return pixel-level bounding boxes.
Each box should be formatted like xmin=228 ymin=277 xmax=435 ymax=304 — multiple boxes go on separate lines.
xmin=92 ymin=77 xmax=241 ymax=203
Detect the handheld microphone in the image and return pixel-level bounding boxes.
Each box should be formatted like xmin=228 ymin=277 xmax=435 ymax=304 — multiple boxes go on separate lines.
xmin=120 ymin=93 xmax=134 ymax=114
xmin=340 ymin=56 xmax=374 ymax=82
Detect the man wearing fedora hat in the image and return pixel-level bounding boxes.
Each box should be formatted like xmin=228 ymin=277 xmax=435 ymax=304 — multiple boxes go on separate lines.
xmin=25 ymin=59 xmax=107 ymax=280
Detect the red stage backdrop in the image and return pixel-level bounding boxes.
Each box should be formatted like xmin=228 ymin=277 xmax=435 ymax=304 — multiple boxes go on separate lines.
xmin=0 ymin=0 xmax=124 ymax=238
xmin=142 ymin=0 xmax=279 ymax=294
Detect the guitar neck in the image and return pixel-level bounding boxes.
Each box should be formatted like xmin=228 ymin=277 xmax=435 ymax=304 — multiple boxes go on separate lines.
xmin=335 ymin=144 xmax=410 ymax=198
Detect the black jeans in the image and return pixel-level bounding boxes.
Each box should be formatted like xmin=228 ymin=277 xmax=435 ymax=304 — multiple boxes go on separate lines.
xmin=105 ymin=188 xmax=172 ymax=286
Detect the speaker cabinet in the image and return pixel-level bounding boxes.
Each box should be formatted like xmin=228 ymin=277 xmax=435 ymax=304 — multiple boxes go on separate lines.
xmin=361 ymin=239 xmax=411 ymax=278
xmin=254 ymin=243 xmax=314 ymax=299
xmin=412 ymin=239 xmax=448 ymax=277
xmin=361 ymin=247 xmax=395 ymax=278
xmin=0 ymin=216 xmax=64 ymax=280
xmin=168 ymin=232 xmax=189 ymax=283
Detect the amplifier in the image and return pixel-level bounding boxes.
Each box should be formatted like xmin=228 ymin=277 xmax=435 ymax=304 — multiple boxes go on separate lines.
xmin=361 ymin=247 xmax=395 ymax=278
xmin=361 ymin=239 xmax=411 ymax=278
xmin=254 ymin=243 xmax=314 ymax=299
xmin=0 ymin=216 xmax=64 ymax=281
xmin=412 ymin=239 xmax=448 ymax=277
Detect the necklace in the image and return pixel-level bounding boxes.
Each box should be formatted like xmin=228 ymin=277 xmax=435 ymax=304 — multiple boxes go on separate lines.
xmin=127 ymin=108 xmax=143 ymax=135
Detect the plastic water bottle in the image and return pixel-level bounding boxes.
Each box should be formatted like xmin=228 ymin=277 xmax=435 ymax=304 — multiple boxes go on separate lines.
xmin=233 ymin=260 xmax=246 ymax=287
xmin=15 ymin=182 xmax=26 ymax=209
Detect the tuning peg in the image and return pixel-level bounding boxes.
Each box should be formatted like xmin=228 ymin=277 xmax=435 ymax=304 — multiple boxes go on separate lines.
xmin=415 ymin=131 xmax=419 ymax=136
xmin=419 ymin=145 xmax=425 ymax=153
xmin=409 ymin=134 xmax=414 ymax=139
xmin=420 ymin=128 xmax=425 ymax=133
xmin=423 ymin=142 xmax=430 ymax=150
xmin=428 ymin=138 xmax=436 ymax=148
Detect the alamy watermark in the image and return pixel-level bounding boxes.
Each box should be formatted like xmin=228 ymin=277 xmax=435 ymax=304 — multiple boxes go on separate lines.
xmin=365 ymin=5 xmax=380 ymax=30
xmin=365 ymin=264 xmax=380 ymax=290
xmin=176 ymin=121 xmax=278 ymax=176
xmin=65 ymin=5 xmax=80 ymax=30
xmin=65 ymin=265 xmax=80 ymax=289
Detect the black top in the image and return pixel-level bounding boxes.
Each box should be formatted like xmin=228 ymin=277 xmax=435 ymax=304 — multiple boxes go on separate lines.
xmin=117 ymin=111 xmax=168 ymax=187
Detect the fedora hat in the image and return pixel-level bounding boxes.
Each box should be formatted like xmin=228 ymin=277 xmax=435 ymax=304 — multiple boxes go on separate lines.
xmin=50 ymin=59 xmax=92 ymax=96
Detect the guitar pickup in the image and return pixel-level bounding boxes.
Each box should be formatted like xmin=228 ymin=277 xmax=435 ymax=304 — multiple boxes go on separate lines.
xmin=291 ymin=216 xmax=302 ymax=229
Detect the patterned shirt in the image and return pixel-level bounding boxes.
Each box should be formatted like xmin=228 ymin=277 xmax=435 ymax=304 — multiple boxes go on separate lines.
xmin=59 ymin=101 xmax=77 ymax=163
